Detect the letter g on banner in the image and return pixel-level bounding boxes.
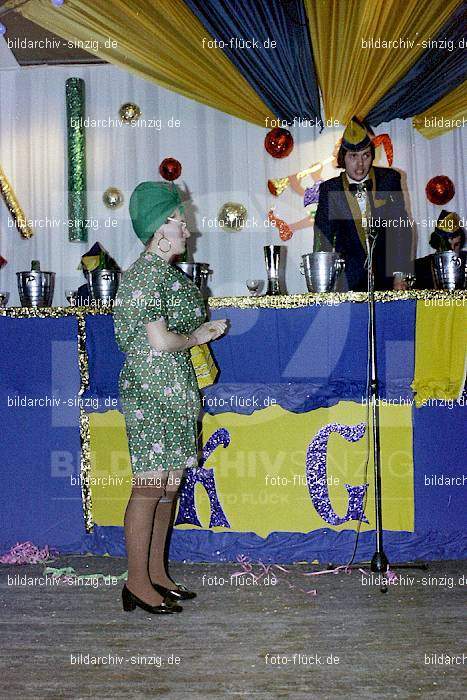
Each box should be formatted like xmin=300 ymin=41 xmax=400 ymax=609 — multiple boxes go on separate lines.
xmin=306 ymin=422 xmax=369 ymax=525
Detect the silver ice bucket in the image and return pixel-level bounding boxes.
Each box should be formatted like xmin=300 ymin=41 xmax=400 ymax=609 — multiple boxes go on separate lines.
xmin=300 ymin=252 xmax=345 ymax=292
xmin=17 ymin=270 xmax=55 ymax=307
xmin=84 ymin=268 xmax=121 ymax=304
xmin=177 ymin=262 xmax=211 ymax=296
xmin=433 ymin=251 xmax=466 ymax=290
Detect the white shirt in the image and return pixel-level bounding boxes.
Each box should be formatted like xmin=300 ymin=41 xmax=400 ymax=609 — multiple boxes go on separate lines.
xmin=346 ymin=174 xmax=369 ymax=226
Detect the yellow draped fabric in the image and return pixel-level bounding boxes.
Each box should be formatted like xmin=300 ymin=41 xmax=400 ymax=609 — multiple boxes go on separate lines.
xmin=15 ymin=0 xmax=274 ymax=126
xmin=411 ymin=299 xmax=467 ymax=407
xmin=88 ymin=403 xmax=414 ymax=536
xmin=413 ymin=81 xmax=467 ymax=138
xmin=304 ymin=0 xmax=463 ymax=124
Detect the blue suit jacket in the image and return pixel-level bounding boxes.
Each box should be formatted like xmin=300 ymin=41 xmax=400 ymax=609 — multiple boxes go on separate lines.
xmin=314 ymin=166 xmax=413 ymax=290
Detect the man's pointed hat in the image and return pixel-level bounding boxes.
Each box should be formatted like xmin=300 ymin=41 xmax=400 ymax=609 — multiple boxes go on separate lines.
xmin=341 ymin=118 xmax=371 ymax=152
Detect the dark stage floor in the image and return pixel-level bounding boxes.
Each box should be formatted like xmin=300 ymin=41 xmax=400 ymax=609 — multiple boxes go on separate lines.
xmin=1 ymin=557 xmax=465 ymax=698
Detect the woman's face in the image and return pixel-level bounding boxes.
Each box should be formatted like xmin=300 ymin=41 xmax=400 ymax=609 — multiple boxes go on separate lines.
xmin=161 ymin=208 xmax=190 ymax=255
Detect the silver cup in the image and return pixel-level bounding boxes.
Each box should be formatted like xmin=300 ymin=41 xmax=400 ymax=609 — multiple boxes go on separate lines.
xmin=300 ymin=252 xmax=345 ymax=292
xmin=84 ymin=268 xmax=121 ymax=304
xmin=17 ymin=270 xmax=55 ymax=307
xmin=176 ymin=262 xmax=211 ymax=296
xmin=264 ymin=245 xmax=286 ymax=295
xmin=433 ymin=251 xmax=466 ymax=290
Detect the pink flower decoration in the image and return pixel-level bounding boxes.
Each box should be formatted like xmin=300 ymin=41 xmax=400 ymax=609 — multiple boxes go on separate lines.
xmin=132 ymin=289 xmax=143 ymax=299
xmin=171 ymin=281 xmax=181 ymax=291
xmin=185 ymin=456 xmax=197 ymax=468
xmin=141 ymin=383 xmax=149 ymax=390
xmin=122 ymin=380 xmax=130 ymax=389
xmin=195 ymin=307 xmax=202 ymax=317
xmin=134 ymin=409 xmax=144 ymax=420
xmin=164 ymin=387 xmax=173 ymax=396
xmin=152 ymin=442 xmax=164 ymax=453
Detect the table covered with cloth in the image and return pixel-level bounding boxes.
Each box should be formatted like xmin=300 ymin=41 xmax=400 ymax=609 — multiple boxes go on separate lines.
xmin=0 ymin=290 xmax=465 ymax=563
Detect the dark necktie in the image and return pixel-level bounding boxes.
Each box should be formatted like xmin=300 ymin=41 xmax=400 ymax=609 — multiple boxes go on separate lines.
xmin=349 ymin=180 xmax=372 ymax=194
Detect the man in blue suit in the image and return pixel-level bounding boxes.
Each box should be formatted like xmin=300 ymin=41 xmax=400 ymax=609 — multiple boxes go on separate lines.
xmin=314 ymin=119 xmax=414 ymax=291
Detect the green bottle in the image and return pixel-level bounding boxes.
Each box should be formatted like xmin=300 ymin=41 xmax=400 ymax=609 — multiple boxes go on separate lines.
xmin=31 ymin=260 xmax=41 ymax=272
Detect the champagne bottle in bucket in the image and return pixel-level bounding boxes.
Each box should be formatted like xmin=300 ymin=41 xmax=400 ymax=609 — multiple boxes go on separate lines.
xmin=80 ymin=242 xmax=122 ymax=305
xmin=300 ymin=231 xmax=345 ymax=292
xmin=17 ymin=260 xmax=55 ymax=307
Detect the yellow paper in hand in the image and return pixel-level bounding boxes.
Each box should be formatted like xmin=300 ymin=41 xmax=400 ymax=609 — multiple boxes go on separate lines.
xmin=190 ymin=343 xmax=218 ymax=388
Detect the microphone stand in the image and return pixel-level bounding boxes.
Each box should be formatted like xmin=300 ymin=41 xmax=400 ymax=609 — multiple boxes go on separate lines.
xmin=328 ymin=192 xmax=427 ymax=591
xmin=365 ymin=228 xmax=388 ymax=573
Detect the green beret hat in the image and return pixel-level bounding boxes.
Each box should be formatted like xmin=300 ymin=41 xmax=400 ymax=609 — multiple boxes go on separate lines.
xmin=129 ymin=181 xmax=184 ymax=244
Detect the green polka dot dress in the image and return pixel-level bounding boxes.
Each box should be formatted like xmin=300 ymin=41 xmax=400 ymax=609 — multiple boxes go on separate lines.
xmin=113 ymin=250 xmax=207 ymax=474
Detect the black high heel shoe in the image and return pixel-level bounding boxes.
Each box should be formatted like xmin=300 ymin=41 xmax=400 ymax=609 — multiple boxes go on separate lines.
xmin=152 ymin=582 xmax=197 ymax=600
xmin=122 ymin=585 xmax=183 ymax=613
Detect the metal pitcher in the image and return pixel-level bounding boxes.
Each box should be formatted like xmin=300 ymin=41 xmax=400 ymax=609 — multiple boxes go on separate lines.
xmin=17 ymin=270 xmax=55 ymax=307
xmin=433 ymin=251 xmax=466 ymax=290
xmin=300 ymin=252 xmax=345 ymax=292
xmin=177 ymin=262 xmax=211 ymax=296
xmin=84 ymin=268 xmax=121 ymax=304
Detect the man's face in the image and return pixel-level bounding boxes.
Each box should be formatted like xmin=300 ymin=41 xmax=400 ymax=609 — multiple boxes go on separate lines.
xmin=344 ymin=147 xmax=373 ymax=181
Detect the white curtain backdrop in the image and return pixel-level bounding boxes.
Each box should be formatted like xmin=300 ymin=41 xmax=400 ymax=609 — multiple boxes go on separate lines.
xmin=0 ymin=62 xmax=465 ymax=305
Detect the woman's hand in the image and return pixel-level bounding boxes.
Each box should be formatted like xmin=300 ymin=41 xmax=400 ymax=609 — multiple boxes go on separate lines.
xmin=192 ymin=319 xmax=228 ymax=344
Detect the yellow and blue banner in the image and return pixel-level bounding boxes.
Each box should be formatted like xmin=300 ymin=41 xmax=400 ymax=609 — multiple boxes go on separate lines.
xmin=88 ymin=402 xmax=414 ymax=537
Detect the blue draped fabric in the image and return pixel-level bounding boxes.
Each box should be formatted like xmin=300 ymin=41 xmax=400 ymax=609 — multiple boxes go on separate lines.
xmin=205 ymin=301 xmax=415 ymax=412
xmin=84 ymin=313 xmax=124 ymax=410
xmin=82 ymin=301 xmax=416 ymax=413
xmin=412 ymin=399 xmax=467 ymax=538
xmin=183 ymin=0 xmax=321 ymax=123
xmin=54 ymin=526 xmax=467 ymax=563
xmin=366 ymin=2 xmax=467 ymax=126
xmin=0 ymin=316 xmax=87 ymax=551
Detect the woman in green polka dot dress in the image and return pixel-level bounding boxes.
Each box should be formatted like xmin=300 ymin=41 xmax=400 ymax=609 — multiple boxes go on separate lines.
xmin=113 ymin=181 xmax=227 ymax=615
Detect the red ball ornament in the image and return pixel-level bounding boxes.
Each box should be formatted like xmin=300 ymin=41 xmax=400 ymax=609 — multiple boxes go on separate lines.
xmin=264 ymin=128 xmax=294 ymax=159
xmin=425 ymin=176 xmax=455 ymax=206
xmin=159 ymin=157 xmax=182 ymax=181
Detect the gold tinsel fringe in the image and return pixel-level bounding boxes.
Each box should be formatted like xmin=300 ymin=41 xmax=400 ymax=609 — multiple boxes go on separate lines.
xmin=0 ymin=290 xmax=465 ymax=317
xmin=207 ymin=289 xmax=467 ymax=308
xmin=76 ymin=311 xmax=93 ymax=532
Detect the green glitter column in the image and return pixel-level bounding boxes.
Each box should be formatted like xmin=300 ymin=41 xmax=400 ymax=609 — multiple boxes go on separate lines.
xmin=66 ymin=78 xmax=87 ymax=242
